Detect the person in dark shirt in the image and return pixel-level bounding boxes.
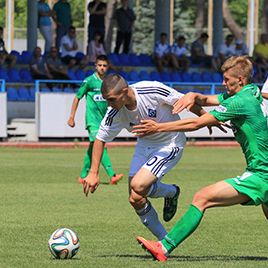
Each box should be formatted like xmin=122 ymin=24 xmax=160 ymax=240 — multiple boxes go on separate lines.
xmin=0 ymin=27 xmax=17 ymax=68
xmin=87 ymin=0 xmax=107 ymax=44
xmin=113 ymin=0 xmax=136 ymax=54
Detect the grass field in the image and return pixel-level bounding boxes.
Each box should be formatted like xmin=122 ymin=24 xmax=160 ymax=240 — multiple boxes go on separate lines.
xmin=0 ymin=146 xmax=267 ymax=268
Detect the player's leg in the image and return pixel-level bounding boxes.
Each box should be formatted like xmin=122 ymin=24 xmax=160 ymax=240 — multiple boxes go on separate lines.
xmin=79 ymin=142 xmax=93 ymax=180
xmin=262 ymin=204 xmax=268 ymax=220
xmin=129 ymin=173 xmax=167 ymax=240
xmin=160 ymin=180 xmax=250 ymax=255
xmin=142 ymin=146 xmax=183 ymax=221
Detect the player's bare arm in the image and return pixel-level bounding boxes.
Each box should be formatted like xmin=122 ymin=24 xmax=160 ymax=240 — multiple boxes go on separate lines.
xmin=133 ymin=113 xmax=219 ymax=136
xmin=83 ymin=139 xmax=105 ymax=196
xmin=262 ymin=92 xmax=268 ymax=100
xmin=173 ymin=93 xmax=219 ymax=114
xmin=262 ymin=204 xmax=268 ymax=220
xmin=67 ymin=97 xmax=79 ymax=127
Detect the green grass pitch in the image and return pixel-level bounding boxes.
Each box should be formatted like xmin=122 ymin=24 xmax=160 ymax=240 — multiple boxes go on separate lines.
xmin=0 ymin=146 xmax=267 ymax=268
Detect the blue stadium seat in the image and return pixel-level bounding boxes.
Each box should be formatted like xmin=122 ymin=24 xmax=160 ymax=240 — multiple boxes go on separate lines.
xmin=8 ymin=68 xmax=20 ymax=82
xmin=129 ymin=70 xmax=139 ymax=81
xmin=139 ymin=54 xmax=153 ymax=66
xmin=128 ymin=54 xmax=141 ymax=66
xmin=75 ymin=69 xmax=86 ymax=80
xmin=18 ymin=87 xmax=31 ymax=101
xmin=191 ymin=72 xmax=202 ymax=82
xmin=118 ymin=70 xmax=129 ymax=80
xmin=67 ymin=69 xmax=76 ymax=80
xmin=7 ymin=87 xmax=19 ymax=101
xmin=40 ymin=87 xmax=51 ymax=92
xmin=150 ymin=71 xmax=161 ymax=81
xmin=52 ymin=87 xmax=62 ymax=92
xmin=181 ymin=72 xmax=191 ymax=82
xmin=19 ymin=68 xmax=33 ymax=82
xmin=20 ymin=51 xmax=32 ymax=64
xmin=201 ymin=71 xmax=212 ymax=82
xmin=118 ymin=54 xmax=130 ymax=66
xmin=212 ymin=72 xmax=222 ymax=83
xmin=29 ymin=88 xmax=35 ymax=101
xmin=139 ymin=70 xmax=150 ymax=80
xmin=75 ymin=52 xmax=85 ymax=61
xmin=63 ymin=87 xmax=74 ymax=93
xmin=0 ymin=68 xmax=8 ymax=80
xmin=170 ymin=72 xmax=182 ymax=82
xmin=160 ymin=71 xmax=171 ymax=82
xmin=108 ymin=53 xmax=120 ymax=65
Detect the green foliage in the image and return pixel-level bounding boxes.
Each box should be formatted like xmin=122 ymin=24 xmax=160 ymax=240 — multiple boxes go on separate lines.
xmin=14 ymin=0 xmax=27 ymax=28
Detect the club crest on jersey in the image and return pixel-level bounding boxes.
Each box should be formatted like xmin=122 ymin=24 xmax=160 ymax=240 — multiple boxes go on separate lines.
xmin=215 ymin=105 xmax=227 ymax=113
xmin=148 ymin=109 xmax=157 ymax=117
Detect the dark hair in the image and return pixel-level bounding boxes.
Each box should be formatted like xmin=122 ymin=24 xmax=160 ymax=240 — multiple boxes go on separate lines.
xmin=177 ymin=35 xmax=186 ymax=41
xmin=160 ymin=32 xmax=167 ymax=37
xmin=96 ymin=54 xmax=108 ymax=62
xmin=200 ymin=32 xmax=209 ymax=39
xmin=0 ymin=27 xmax=3 ymax=31
xmin=68 ymin=26 xmax=76 ymax=31
xmin=101 ymin=74 xmax=128 ymax=95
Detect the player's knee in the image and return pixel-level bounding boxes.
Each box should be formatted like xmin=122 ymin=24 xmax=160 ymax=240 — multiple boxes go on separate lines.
xmin=128 ymin=192 xmax=145 ymax=209
xmin=192 ymin=190 xmax=210 ymax=211
xmin=130 ymin=180 xmax=147 ymax=196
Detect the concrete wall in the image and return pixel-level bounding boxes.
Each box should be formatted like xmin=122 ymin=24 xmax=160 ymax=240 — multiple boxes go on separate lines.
xmin=0 ymin=93 xmax=7 ymax=138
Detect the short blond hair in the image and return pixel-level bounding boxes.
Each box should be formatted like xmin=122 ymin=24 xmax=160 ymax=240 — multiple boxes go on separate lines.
xmin=221 ymin=56 xmax=253 ymax=83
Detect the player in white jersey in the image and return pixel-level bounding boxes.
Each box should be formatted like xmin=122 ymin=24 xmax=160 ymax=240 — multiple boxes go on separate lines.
xmin=82 ymin=74 xmax=205 ymax=240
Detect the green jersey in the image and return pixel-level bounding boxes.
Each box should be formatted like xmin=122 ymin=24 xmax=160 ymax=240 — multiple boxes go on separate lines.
xmin=210 ymin=84 xmax=268 ymax=176
xmin=76 ymin=72 xmax=108 ymax=128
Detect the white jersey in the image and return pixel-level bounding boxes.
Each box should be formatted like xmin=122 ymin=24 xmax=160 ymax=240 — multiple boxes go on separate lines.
xmin=97 ymin=81 xmax=187 ymax=147
xmin=262 ymin=76 xmax=268 ymax=93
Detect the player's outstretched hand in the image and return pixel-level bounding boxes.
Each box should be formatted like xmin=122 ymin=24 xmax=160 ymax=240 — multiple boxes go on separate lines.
xmin=132 ymin=120 xmax=159 ymax=137
xmin=83 ymin=172 xmax=100 ymax=197
xmin=173 ymin=92 xmax=197 ymax=114
xmin=207 ymin=121 xmax=231 ymax=135
xmin=67 ymin=117 xmax=75 ymax=128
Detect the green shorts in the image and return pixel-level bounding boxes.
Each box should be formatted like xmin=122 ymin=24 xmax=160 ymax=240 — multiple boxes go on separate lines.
xmin=87 ymin=126 xmax=99 ymax=142
xmin=225 ymin=171 xmax=268 ymax=206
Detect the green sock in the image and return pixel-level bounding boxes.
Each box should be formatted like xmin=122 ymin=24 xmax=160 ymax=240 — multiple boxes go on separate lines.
xmin=80 ymin=144 xmax=93 ymax=179
xmin=101 ymin=148 xmax=115 ymax=179
xmin=162 ymin=204 xmax=203 ymax=253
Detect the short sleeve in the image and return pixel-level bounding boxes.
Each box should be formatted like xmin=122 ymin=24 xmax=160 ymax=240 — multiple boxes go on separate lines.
xmin=76 ymin=80 xmax=89 ymax=100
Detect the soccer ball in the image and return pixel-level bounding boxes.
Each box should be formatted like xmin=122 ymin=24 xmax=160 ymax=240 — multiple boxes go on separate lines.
xmin=48 ymin=228 xmax=80 ymax=259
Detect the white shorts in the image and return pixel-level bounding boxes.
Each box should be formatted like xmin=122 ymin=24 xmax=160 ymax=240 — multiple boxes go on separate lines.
xmin=129 ymin=144 xmax=184 ymax=179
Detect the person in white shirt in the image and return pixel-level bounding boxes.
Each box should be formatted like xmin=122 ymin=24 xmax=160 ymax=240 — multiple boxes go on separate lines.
xmin=82 ymin=74 xmax=206 ymax=240
xmin=153 ymin=32 xmax=171 ymax=72
xmin=170 ymin=35 xmax=190 ymax=71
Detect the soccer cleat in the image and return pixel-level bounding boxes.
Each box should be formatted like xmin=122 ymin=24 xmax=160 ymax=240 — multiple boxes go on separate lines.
xmin=110 ymin=173 xmax=124 ymax=185
xmin=77 ymin=177 xmax=85 ymax=184
xmin=136 ymin=236 xmax=167 ymax=262
xmin=163 ymin=185 xmax=180 ymax=222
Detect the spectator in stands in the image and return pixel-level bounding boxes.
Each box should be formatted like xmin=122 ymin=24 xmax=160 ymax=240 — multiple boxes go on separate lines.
xmin=87 ymin=0 xmax=107 ymax=43
xmin=153 ymin=32 xmax=171 ymax=72
xmin=60 ymin=26 xmax=79 ymax=69
xmin=29 ymin=46 xmax=52 ymax=80
xmin=53 ymin=0 xmax=72 ymax=51
xmin=87 ymin=31 xmax=106 ymax=63
xmin=38 ymin=0 xmax=54 ymax=53
xmin=46 ymin=46 xmax=69 ymax=80
xmin=215 ymin=34 xmax=235 ymax=69
xmin=190 ymin=32 xmax=212 ymax=67
xmin=253 ymin=33 xmax=268 ymax=82
xmin=0 ymin=27 xmax=17 ymax=68
xmin=233 ymin=39 xmax=249 ymax=56
xmin=113 ymin=0 xmax=136 ymax=54
xmin=169 ymin=35 xmax=190 ymax=72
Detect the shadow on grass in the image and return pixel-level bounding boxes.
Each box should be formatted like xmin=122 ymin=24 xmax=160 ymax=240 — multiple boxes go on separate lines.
xmin=98 ymin=254 xmax=268 ymax=262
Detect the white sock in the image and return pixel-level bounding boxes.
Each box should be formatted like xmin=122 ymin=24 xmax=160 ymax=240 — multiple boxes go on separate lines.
xmin=147 ymin=182 xmax=177 ymax=198
xmin=136 ymin=201 xmax=167 ymax=240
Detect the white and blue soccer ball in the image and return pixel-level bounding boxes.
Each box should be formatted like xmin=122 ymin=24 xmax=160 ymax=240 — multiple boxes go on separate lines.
xmin=48 ymin=228 xmax=80 ymax=259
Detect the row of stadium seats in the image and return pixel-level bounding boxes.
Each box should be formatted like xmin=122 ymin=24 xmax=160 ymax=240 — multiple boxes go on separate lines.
xmin=7 ymin=87 xmax=35 ymax=101
xmin=0 ymin=67 xmax=222 ymax=84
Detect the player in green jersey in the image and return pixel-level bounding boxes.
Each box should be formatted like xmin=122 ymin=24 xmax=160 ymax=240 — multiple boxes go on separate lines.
xmin=68 ymin=55 xmax=123 ymax=185
xmin=132 ymin=56 xmax=268 ymax=261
